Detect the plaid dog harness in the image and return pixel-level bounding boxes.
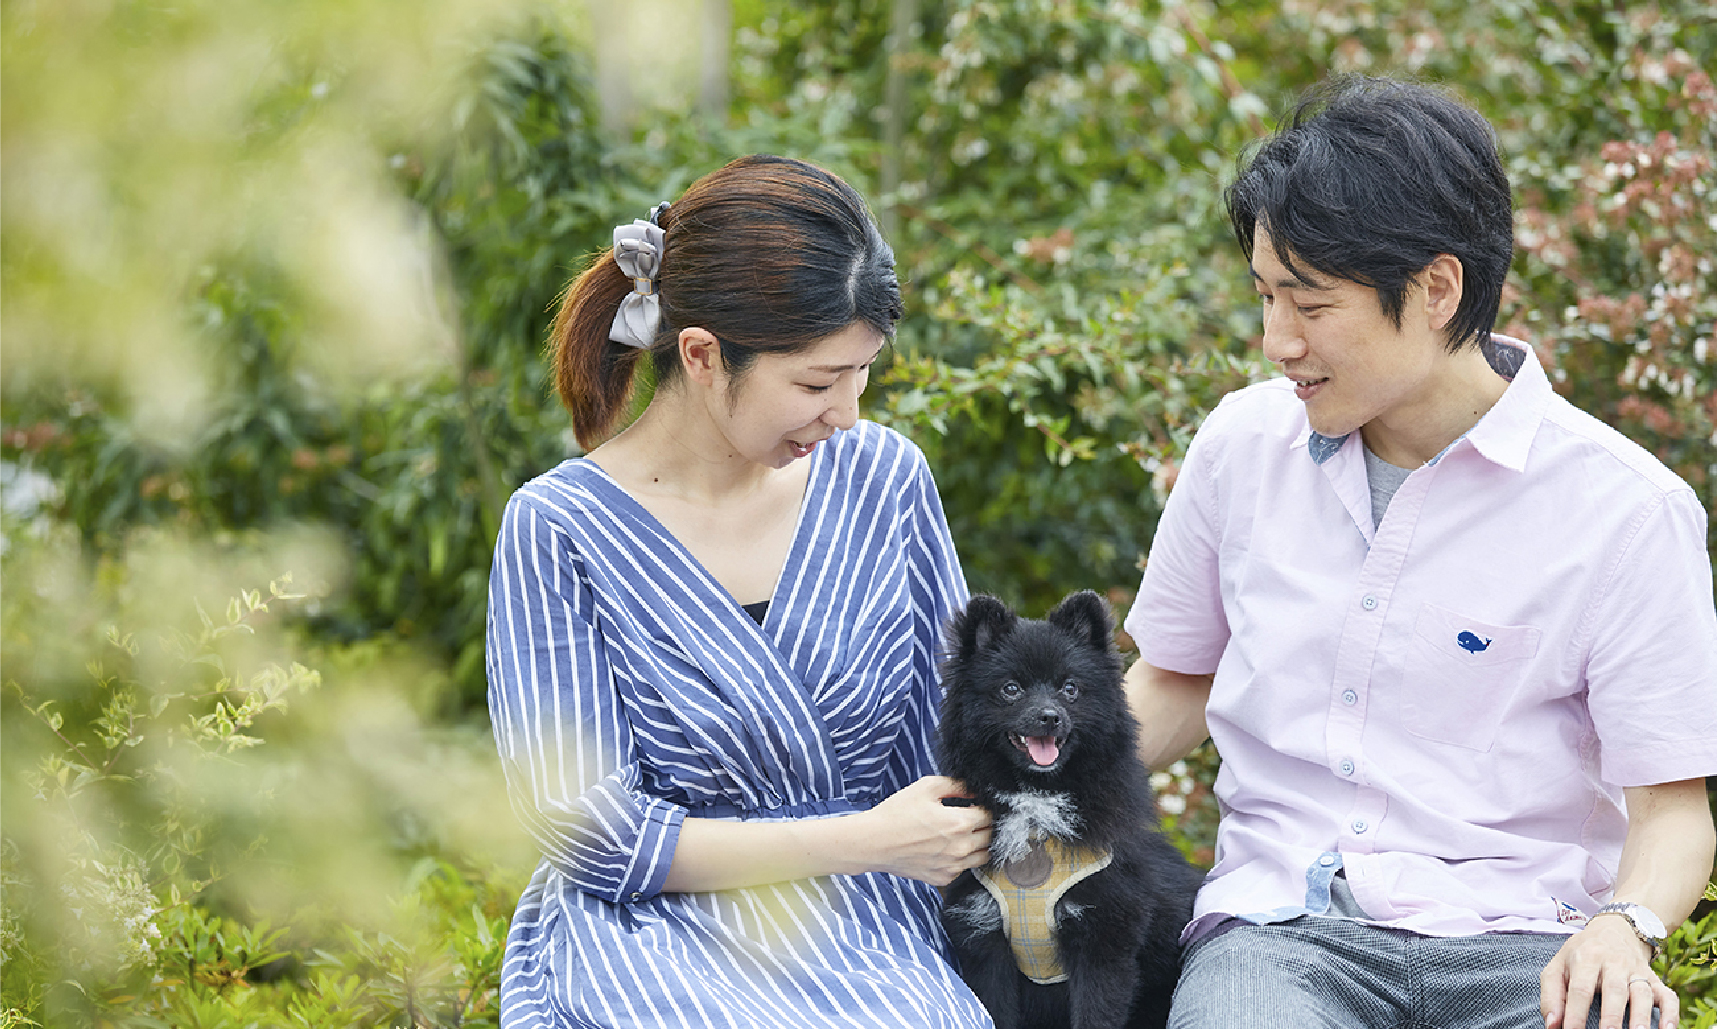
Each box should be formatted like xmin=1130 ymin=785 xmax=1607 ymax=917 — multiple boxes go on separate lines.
xmin=972 ymin=837 xmax=1112 ymax=984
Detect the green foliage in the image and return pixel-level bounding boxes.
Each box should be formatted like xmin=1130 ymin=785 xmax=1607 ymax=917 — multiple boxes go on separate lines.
xmin=0 ymin=861 xmax=518 ymax=1028
xmin=1149 ymin=741 xmax=1222 ymax=868
xmin=2 ymin=14 xmax=603 ymax=710
xmin=294 ymin=860 xmax=516 ymax=1029
xmin=1663 ymin=881 xmax=1717 ymax=1022
xmin=2 ymin=546 xmax=320 ymax=988
xmin=885 ymin=266 xmax=1267 ymax=607
xmin=0 ymin=525 xmax=528 ymax=1025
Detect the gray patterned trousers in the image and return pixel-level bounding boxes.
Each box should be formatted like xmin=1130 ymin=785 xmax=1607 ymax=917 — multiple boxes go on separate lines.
xmin=1170 ymin=916 xmax=1660 ymax=1029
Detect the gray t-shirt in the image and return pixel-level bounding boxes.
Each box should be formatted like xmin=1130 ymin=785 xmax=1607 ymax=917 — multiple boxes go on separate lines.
xmin=1362 ymin=444 xmax=1414 ymax=528
xmin=1359 ymin=339 xmax=1519 ymax=527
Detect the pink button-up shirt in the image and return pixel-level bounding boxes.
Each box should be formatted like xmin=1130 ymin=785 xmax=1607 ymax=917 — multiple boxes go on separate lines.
xmin=1125 ymin=338 xmax=1717 ymax=941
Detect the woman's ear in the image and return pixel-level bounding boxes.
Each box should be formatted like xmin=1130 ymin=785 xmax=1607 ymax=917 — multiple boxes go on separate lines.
xmin=1422 ymin=253 xmax=1464 ymax=333
xmin=678 ymin=327 xmax=723 ymax=388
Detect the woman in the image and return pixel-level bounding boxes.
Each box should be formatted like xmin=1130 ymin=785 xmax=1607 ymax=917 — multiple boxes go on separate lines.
xmin=486 ymin=155 xmax=994 ymax=1028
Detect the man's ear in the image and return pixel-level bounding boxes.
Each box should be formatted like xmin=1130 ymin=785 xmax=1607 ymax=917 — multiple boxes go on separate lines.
xmin=1422 ymin=253 xmax=1464 ymax=334
xmin=679 ymin=327 xmax=723 ymax=388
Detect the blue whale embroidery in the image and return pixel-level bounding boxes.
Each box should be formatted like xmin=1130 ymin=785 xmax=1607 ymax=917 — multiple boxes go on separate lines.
xmin=1456 ymin=631 xmax=1493 ymax=654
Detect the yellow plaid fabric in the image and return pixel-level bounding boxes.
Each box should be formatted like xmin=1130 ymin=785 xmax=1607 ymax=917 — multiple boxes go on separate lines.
xmin=971 ymin=838 xmax=1112 ymax=984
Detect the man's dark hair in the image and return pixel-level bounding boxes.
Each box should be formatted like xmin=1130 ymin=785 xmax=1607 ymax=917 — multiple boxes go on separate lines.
xmin=1225 ymin=76 xmax=1514 ymax=352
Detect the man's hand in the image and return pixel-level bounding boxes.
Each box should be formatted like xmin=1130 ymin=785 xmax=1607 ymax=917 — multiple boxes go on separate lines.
xmin=1540 ymin=778 xmax=1712 ymax=1029
xmin=1540 ymin=913 xmax=1676 ymax=1029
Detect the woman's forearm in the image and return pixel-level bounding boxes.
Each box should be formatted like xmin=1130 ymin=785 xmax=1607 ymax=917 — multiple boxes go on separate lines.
xmin=658 ymin=775 xmax=991 ymax=893
xmin=660 ymin=814 xmax=869 ymax=893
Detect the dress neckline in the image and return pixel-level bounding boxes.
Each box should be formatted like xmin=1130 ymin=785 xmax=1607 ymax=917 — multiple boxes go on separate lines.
xmin=571 ymin=438 xmax=832 ymax=632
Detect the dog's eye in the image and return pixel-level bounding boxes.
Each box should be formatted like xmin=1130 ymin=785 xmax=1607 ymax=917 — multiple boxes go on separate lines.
xmin=1000 ymin=680 xmax=1023 ymax=700
xmin=1059 ymin=679 xmax=1080 ymax=700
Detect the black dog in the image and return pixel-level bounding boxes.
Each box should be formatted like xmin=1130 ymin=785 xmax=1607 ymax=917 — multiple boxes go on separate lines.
xmin=938 ymin=591 xmax=1200 ymax=1029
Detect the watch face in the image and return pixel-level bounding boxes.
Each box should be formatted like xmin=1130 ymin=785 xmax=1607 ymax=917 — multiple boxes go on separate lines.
xmin=1629 ymin=905 xmax=1667 ymax=939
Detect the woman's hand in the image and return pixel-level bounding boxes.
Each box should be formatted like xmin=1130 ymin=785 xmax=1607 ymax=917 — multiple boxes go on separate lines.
xmin=849 ymin=776 xmax=992 ymax=886
xmin=661 ymin=776 xmax=990 ymax=893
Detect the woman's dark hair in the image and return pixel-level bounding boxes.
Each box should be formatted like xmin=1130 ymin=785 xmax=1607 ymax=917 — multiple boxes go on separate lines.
xmin=1225 ymin=76 xmax=1514 ymax=352
xmin=553 ymin=154 xmax=903 ymax=448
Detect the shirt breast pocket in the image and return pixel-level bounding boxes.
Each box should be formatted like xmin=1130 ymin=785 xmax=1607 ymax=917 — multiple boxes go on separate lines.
xmin=1396 ymin=603 xmax=1541 ymax=752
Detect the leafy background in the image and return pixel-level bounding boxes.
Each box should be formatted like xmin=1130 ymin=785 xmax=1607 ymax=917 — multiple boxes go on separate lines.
xmin=3 ymin=0 xmax=1714 ymax=1024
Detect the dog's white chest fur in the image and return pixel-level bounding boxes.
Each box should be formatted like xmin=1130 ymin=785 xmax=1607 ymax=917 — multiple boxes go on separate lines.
xmin=990 ymin=789 xmax=1082 ymax=865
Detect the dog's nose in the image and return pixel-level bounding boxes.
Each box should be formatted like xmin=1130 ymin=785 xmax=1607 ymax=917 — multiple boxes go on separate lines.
xmin=1034 ymin=707 xmax=1063 ymax=731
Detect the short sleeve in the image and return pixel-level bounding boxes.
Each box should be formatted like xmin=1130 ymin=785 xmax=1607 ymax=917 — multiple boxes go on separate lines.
xmin=486 ymin=491 xmax=687 ymax=903
xmin=1582 ymin=488 xmax=1717 ymax=786
xmin=1124 ymin=415 xmax=1232 ymax=675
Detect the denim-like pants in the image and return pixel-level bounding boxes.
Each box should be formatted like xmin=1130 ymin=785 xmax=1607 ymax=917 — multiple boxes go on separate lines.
xmin=1170 ymin=881 xmax=1659 ymax=1029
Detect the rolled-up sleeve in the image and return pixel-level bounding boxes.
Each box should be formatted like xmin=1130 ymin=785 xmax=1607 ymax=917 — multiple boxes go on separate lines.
xmin=486 ymin=491 xmax=685 ymax=903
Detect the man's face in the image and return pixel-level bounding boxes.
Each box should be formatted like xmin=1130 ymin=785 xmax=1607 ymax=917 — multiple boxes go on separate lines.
xmin=1250 ymin=227 xmax=1445 ymax=441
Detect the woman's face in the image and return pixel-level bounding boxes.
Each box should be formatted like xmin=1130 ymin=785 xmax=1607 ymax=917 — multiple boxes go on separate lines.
xmin=714 ymin=321 xmax=886 ymax=469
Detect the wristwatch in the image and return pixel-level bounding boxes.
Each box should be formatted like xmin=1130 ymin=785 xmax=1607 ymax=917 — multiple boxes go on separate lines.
xmin=1593 ymin=902 xmax=1667 ymax=959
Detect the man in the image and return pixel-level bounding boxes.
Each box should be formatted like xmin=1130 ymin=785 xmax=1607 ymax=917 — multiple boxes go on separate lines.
xmin=1123 ymin=76 xmax=1717 ymax=1029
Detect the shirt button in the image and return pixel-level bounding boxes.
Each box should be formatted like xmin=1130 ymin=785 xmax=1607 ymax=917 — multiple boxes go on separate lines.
xmin=1342 ymin=689 xmax=1358 ymax=706
xmin=1361 ymin=595 xmax=1379 ymax=611
xmin=1339 ymin=759 xmax=1355 ymax=776
xmin=1319 ymin=854 xmax=1337 ymax=867
xmin=1351 ymin=819 xmax=1368 ymax=834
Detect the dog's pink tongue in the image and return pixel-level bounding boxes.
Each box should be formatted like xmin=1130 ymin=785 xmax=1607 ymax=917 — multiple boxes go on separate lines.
xmin=1025 ymin=736 xmax=1060 ymax=766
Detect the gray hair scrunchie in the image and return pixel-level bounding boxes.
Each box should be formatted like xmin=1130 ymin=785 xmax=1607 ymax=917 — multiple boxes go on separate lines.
xmin=608 ymin=211 xmax=667 ymax=348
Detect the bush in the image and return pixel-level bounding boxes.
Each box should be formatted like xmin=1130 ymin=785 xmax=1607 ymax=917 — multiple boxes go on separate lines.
xmin=0 ymin=525 xmax=532 ymax=1026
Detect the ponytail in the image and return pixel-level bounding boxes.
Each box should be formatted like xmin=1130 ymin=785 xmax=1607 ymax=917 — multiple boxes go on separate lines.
xmin=550 ymin=251 xmax=660 ymax=450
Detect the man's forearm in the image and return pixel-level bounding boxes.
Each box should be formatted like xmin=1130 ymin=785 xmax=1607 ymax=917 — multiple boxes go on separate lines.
xmin=1123 ymin=657 xmax=1214 ymax=771
xmin=1609 ymin=778 xmax=1716 ymax=930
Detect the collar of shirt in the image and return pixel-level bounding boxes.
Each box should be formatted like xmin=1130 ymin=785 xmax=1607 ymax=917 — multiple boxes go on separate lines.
xmin=1293 ymin=335 xmax=1551 ymax=472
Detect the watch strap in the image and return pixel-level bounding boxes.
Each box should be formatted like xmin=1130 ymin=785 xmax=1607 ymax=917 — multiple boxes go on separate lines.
xmin=1593 ymin=903 xmax=1664 ymax=958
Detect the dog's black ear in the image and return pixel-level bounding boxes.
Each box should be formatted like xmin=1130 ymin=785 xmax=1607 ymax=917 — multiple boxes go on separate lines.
xmin=953 ymin=595 xmax=1017 ymax=659
xmin=1046 ymin=590 xmax=1114 ymax=651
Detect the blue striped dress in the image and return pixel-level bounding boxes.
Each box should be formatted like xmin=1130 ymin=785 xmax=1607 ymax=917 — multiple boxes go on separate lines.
xmin=485 ymin=421 xmax=992 ymax=1029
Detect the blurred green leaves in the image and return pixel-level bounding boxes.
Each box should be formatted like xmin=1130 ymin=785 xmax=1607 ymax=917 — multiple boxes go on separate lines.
xmin=1 ymin=0 xmax=522 ymax=438
xmin=0 ymin=522 xmax=531 ymax=1024
xmin=3 ymin=5 xmax=595 ymax=705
